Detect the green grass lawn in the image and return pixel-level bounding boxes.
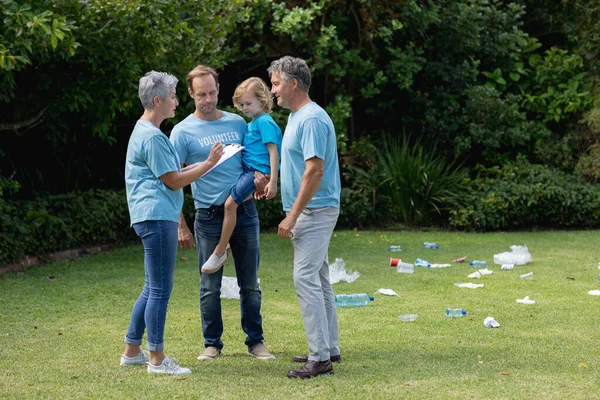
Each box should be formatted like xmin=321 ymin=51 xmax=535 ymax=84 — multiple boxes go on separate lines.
xmin=1 ymin=230 xmax=600 ymax=399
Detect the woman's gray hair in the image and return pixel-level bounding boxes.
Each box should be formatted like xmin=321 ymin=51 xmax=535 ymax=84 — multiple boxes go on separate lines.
xmin=138 ymin=71 xmax=178 ymax=109
xmin=267 ymin=56 xmax=311 ymax=92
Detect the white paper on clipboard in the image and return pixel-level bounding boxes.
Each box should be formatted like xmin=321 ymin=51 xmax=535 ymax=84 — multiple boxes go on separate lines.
xmin=201 ymin=144 xmax=244 ymax=177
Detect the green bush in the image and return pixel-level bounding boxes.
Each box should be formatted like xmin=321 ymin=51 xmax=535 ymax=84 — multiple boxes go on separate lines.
xmin=449 ymin=158 xmax=600 ymax=230
xmin=0 ymin=189 xmax=135 ymax=266
xmin=377 ymin=135 xmax=469 ymax=226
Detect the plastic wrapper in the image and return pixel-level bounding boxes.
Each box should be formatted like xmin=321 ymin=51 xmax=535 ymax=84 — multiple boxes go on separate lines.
xmin=493 ymin=245 xmax=532 ymax=265
xmin=329 ymin=258 xmax=360 ymax=284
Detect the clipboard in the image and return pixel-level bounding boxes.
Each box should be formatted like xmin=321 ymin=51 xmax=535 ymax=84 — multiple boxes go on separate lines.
xmin=201 ymin=144 xmax=244 ymax=177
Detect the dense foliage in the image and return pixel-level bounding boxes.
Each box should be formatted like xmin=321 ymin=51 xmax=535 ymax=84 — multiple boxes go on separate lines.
xmin=0 ymin=188 xmax=374 ymax=265
xmin=2 ymin=0 xmax=600 ymax=263
xmin=449 ymin=158 xmax=600 ymax=231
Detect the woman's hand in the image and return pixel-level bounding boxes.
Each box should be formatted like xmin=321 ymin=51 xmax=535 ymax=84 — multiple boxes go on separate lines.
xmin=207 ymin=142 xmax=224 ymax=164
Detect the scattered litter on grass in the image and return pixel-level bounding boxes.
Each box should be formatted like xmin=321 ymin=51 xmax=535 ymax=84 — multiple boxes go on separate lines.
xmin=516 ymin=296 xmax=535 ymax=304
xmin=501 ymin=264 xmax=515 ymax=270
xmin=221 ymin=276 xmax=240 ymax=299
xmin=429 ymin=263 xmax=451 ymax=268
xmin=398 ymin=314 xmax=418 ymax=322
xmin=479 ymin=268 xmax=493 ymax=275
xmin=329 ymin=258 xmax=360 ymax=284
xmin=221 ymin=276 xmax=261 ymax=299
xmin=377 ymin=288 xmax=398 ymax=296
xmin=484 ymin=316 xmax=500 ymax=328
xmin=520 ymin=272 xmax=534 ymax=280
xmin=415 ymin=258 xmax=431 ymax=267
xmin=455 ymin=282 xmax=484 ymax=289
xmin=468 ymin=271 xmax=481 ymax=279
xmin=395 ymin=261 xmax=414 ymax=274
xmin=588 ymin=290 xmax=600 ymax=296
xmin=493 ymin=245 xmax=532 ymax=265
xmin=453 ymin=256 xmax=467 ymax=263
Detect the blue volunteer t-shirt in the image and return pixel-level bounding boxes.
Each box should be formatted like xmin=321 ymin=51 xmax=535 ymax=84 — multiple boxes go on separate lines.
xmin=280 ymin=102 xmax=341 ymax=211
xmin=125 ymin=119 xmax=183 ymax=226
xmin=170 ymin=111 xmax=247 ymax=209
xmin=242 ymin=113 xmax=282 ymax=175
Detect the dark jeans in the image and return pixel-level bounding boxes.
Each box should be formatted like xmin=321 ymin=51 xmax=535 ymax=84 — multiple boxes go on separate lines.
xmin=194 ymin=199 xmax=264 ymax=350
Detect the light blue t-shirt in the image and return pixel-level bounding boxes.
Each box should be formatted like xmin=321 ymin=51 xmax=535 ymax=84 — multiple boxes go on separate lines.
xmin=280 ymin=102 xmax=341 ymax=211
xmin=125 ymin=119 xmax=183 ymax=226
xmin=170 ymin=111 xmax=247 ymax=209
xmin=242 ymin=113 xmax=282 ymax=175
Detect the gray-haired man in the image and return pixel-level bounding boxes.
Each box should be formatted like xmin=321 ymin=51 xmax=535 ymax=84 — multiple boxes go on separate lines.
xmin=268 ymin=56 xmax=342 ymax=379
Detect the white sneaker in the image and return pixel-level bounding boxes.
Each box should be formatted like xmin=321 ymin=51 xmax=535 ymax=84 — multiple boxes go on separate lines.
xmin=201 ymin=252 xmax=227 ymax=274
xmin=147 ymin=356 xmax=192 ymax=375
xmin=120 ymin=350 xmax=149 ymax=366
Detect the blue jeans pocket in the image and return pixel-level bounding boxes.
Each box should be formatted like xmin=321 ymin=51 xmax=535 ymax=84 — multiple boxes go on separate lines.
xmin=196 ymin=208 xmax=215 ymax=222
xmin=241 ymin=200 xmax=258 ymax=219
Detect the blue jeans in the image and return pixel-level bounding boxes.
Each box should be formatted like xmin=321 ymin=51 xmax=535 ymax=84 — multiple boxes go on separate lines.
xmin=194 ymin=199 xmax=264 ymax=350
xmin=230 ymin=165 xmax=257 ymax=205
xmin=125 ymin=220 xmax=178 ymax=352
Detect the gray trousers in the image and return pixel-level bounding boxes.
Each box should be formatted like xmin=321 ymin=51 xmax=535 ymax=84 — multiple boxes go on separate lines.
xmin=291 ymin=206 xmax=340 ymax=362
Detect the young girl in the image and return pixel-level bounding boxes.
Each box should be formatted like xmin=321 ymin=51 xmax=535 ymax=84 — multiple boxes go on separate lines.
xmin=201 ymin=77 xmax=282 ymax=273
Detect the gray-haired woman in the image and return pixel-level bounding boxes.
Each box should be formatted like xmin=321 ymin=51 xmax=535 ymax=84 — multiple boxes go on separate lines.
xmin=120 ymin=71 xmax=223 ymax=375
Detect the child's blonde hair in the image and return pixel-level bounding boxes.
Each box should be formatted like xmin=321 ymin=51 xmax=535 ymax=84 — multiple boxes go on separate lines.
xmin=232 ymin=77 xmax=273 ymax=113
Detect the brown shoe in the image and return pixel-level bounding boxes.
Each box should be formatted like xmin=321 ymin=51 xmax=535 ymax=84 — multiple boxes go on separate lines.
xmin=292 ymin=354 xmax=342 ymax=363
xmin=286 ymin=360 xmax=334 ymax=379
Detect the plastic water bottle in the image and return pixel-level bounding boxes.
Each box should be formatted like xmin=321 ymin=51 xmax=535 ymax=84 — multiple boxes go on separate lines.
xmin=388 ymin=245 xmax=404 ymax=252
xmin=469 ymin=260 xmax=487 ymax=268
xmin=445 ymin=308 xmax=467 ymax=317
xmin=423 ymin=242 xmax=439 ymax=249
xmin=334 ymin=293 xmax=374 ymax=307
xmin=398 ymin=314 xmax=418 ymax=322
xmin=414 ymin=258 xmax=431 ymax=267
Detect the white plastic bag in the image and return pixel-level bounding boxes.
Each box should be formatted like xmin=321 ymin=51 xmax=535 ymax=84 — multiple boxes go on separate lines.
xmin=329 ymin=258 xmax=360 ymax=284
xmin=220 ymin=276 xmax=260 ymax=300
xmin=493 ymin=245 xmax=532 ymax=265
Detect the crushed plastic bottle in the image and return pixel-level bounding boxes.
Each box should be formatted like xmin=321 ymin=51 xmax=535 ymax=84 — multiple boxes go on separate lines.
xmin=334 ymin=293 xmax=374 ymax=307
xmin=388 ymin=245 xmax=404 ymax=252
xmin=423 ymin=242 xmax=439 ymax=249
xmin=469 ymin=260 xmax=487 ymax=268
xmin=414 ymin=258 xmax=431 ymax=267
xmin=445 ymin=308 xmax=467 ymax=317
xmin=398 ymin=314 xmax=418 ymax=322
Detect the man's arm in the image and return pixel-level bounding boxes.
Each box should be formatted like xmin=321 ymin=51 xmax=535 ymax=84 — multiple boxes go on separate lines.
xmin=178 ymin=211 xmax=195 ymax=249
xmin=278 ymin=156 xmax=324 ymax=239
xmin=264 ymin=143 xmax=279 ymax=200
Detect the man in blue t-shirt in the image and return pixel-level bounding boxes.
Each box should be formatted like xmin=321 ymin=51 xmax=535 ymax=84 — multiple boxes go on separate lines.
xmin=268 ymin=56 xmax=342 ymax=379
xmin=170 ymin=65 xmax=274 ymax=362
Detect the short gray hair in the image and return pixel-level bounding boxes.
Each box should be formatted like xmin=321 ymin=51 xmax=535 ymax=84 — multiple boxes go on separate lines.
xmin=138 ymin=71 xmax=178 ymax=109
xmin=267 ymin=56 xmax=311 ymax=92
